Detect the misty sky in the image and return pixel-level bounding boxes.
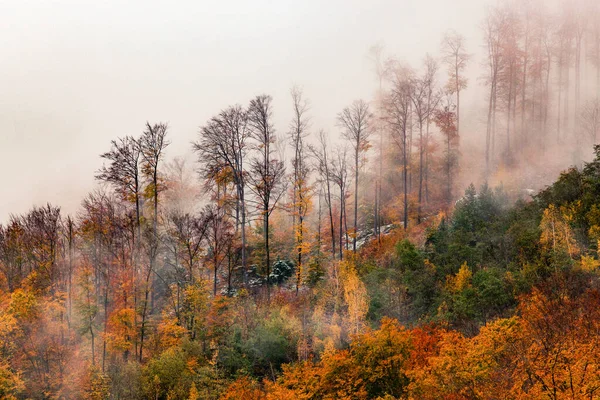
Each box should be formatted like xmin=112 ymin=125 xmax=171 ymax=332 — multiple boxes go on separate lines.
xmin=0 ymin=0 xmax=487 ymax=222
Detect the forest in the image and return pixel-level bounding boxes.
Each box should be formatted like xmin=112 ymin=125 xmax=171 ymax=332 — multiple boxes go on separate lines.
xmin=2 ymin=0 xmax=600 ymax=398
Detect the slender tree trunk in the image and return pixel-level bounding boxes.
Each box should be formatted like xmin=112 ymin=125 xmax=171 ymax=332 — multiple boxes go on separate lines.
xmin=456 ymin=60 xmax=461 ymax=138
xmin=425 ymin=118 xmax=430 ymax=204
xmin=597 ymin=33 xmax=600 ymax=100
xmin=265 ymin=207 xmax=270 ymax=302
xmin=408 ymin=104 xmax=413 ymax=192
xmin=403 ymin=129 xmax=408 ymax=230
xmin=339 ymin=189 xmax=344 ymax=260
xmin=67 ymin=223 xmax=73 ymax=331
xmin=486 ymin=82 xmax=494 ymax=176
xmin=102 ymin=281 xmax=109 ymax=372
xmin=325 ymin=172 xmax=336 ymax=258
xmin=138 ymin=269 xmax=151 ymax=362
xmin=90 ymin=325 xmax=95 ymax=366
xmin=446 ymin=130 xmax=451 ymax=207
xmin=239 ymin=184 xmax=247 ymax=286
xmin=492 ymin=84 xmax=497 ymax=160
xmin=213 ymin=249 xmax=218 ymax=296
xmin=296 ymin=215 xmax=303 ymax=295
xmin=521 ymin=31 xmax=529 ymax=151
xmin=344 ymin=197 xmax=349 ymax=251
xmin=417 ymin=122 xmax=424 ymax=223
xmin=507 ymin=64 xmax=513 ymax=159
xmin=353 ymin=148 xmax=359 ymax=253
xmin=557 ymin=61 xmax=563 ymax=142
xmin=378 ymin=123 xmax=383 ymax=241
xmin=564 ymin=56 xmax=570 ymax=139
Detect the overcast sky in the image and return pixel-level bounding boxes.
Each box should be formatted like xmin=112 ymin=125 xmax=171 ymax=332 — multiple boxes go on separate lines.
xmin=0 ymin=0 xmax=487 ymax=222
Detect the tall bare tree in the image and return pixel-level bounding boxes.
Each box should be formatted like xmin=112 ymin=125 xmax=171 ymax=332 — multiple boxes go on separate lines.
xmin=96 ymin=136 xmax=143 ymax=245
xmin=330 ymin=145 xmax=349 ymax=260
xmin=289 ymin=86 xmax=312 ymax=294
xmin=411 ymin=60 xmax=440 ymax=223
xmin=310 ymin=130 xmax=336 ymax=259
xmin=441 ymin=30 xmax=470 ymax=142
xmin=247 ymin=94 xmax=286 ymax=301
xmin=368 ymin=44 xmax=388 ymax=241
xmin=138 ymin=121 xmax=169 ymax=362
xmin=337 ymin=100 xmax=373 ymax=252
xmin=383 ymin=65 xmax=413 ymax=230
xmin=195 ymin=106 xmax=250 ymax=286
xmin=483 ymin=6 xmax=506 ymax=173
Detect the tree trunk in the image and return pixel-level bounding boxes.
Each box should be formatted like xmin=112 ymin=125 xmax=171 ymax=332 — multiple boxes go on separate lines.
xmin=240 ymin=185 xmax=247 ymax=286
xmin=403 ymin=128 xmax=408 ymax=230
xmin=353 ymin=147 xmax=359 ymax=253
xmin=265 ymin=207 xmax=270 ymax=302
xmin=417 ymin=121 xmax=424 ymax=223
xmin=325 ymin=168 xmax=336 ymax=258
xmin=339 ymin=189 xmax=344 ymax=260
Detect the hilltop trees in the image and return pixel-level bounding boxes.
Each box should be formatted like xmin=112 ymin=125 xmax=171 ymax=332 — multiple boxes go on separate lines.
xmin=5 ymin=2 xmax=600 ymax=397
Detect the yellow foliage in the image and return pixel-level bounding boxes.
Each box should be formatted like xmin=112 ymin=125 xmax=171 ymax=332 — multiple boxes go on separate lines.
xmin=157 ymin=315 xmax=187 ymax=349
xmin=578 ymin=255 xmax=600 ymax=272
xmin=447 ymin=262 xmax=472 ymax=293
xmin=340 ymin=261 xmax=369 ymax=335
xmin=105 ymin=308 xmax=136 ymax=353
xmin=540 ymin=204 xmax=580 ymax=258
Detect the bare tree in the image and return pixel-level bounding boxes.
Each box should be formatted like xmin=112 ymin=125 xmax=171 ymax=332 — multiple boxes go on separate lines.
xmin=310 ymin=130 xmax=336 ymax=258
xmin=441 ymin=30 xmax=470 ymax=141
xmin=166 ymin=211 xmax=210 ymax=285
xmin=368 ymin=44 xmax=387 ymax=241
xmin=330 ymin=145 xmax=349 ymax=260
xmin=247 ymin=94 xmax=286 ymax=301
xmin=138 ymin=121 xmax=169 ymax=362
xmin=383 ymin=64 xmax=413 ymax=230
xmin=139 ymin=122 xmax=170 ymax=234
xmin=204 ymin=204 xmax=234 ymax=296
xmin=579 ymin=99 xmax=600 ymax=145
xmin=194 ymin=106 xmax=250 ymax=286
xmin=96 ymin=136 xmax=143 ymax=246
xmin=422 ymin=55 xmax=441 ymax=205
xmin=411 ymin=59 xmax=440 ymax=223
xmin=288 ymin=87 xmax=312 ymax=294
xmin=483 ymin=6 xmax=506 ymax=173
xmin=434 ymin=95 xmax=459 ymax=207
xmin=337 ymin=99 xmax=373 ymax=252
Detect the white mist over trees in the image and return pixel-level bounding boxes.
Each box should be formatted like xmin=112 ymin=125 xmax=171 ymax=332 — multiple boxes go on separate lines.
xmin=2 ymin=0 xmax=600 ymax=398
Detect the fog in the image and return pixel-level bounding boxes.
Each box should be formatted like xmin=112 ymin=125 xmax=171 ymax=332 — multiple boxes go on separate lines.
xmin=0 ymin=0 xmax=487 ymax=222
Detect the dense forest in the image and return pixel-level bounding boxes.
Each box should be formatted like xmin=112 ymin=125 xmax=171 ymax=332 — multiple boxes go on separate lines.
xmin=2 ymin=0 xmax=600 ymax=398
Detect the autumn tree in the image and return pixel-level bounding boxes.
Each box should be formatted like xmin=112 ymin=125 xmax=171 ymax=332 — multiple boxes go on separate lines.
xmin=137 ymin=122 xmax=169 ymax=362
xmin=441 ymin=30 xmax=470 ymax=141
xmin=338 ymin=99 xmax=373 ymax=252
xmin=195 ymin=106 xmax=250 ymax=286
xmin=310 ymin=130 xmax=336 ymax=258
xmin=165 ymin=211 xmax=210 ymax=286
xmin=330 ymin=145 xmax=350 ymax=260
xmin=434 ymin=95 xmax=459 ymax=208
xmin=383 ymin=64 xmax=413 ymax=229
xmin=288 ymin=87 xmax=312 ymax=293
xmin=412 ymin=60 xmax=440 ymax=222
xmin=247 ymin=94 xmax=286 ymax=301
xmin=96 ymin=136 xmax=142 ymax=248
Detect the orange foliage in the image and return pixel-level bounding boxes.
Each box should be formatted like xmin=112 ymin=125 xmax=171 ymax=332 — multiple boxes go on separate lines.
xmin=220 ymin=376 xmax=266 ymax=400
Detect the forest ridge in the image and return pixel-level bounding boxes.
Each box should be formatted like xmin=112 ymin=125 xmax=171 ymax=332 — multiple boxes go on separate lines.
xmin=2 ymin=0 xmax=600 ymax=399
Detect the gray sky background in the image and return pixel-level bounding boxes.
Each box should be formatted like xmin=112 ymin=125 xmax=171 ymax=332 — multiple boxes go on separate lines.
xmin=0 ymin=0 xmax=487 ymax=222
